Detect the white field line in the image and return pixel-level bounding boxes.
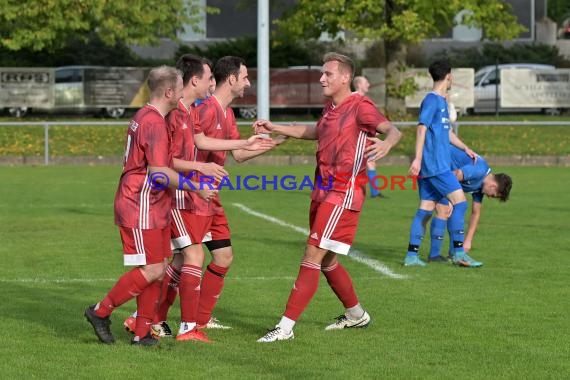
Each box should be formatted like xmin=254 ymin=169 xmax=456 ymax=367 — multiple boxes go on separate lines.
xmin=232 ymin=203 xmax=408 ymax=279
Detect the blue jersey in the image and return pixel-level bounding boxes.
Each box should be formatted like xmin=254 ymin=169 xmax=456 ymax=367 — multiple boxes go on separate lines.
xmin=418 ymin=92 xmax=452 ymax=178
xmin=450 ymin=145 xmax=490 ymax=203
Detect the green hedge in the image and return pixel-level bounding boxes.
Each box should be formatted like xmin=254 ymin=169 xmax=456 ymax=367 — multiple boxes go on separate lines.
xmin=1 ymin=120 xmax=569 ymax=157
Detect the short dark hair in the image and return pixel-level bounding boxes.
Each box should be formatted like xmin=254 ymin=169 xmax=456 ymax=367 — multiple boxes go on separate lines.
xmin=428 ymin=60 xmax=452 ymax=82
xmin=213 ymin=56 xmax=246 ymax=84
xmin=323 ymin=52 xmax=355 ymax=80
xmin=495 ymin=173 xmax=512 ymax=202
xmin=176 ymin=54 xmax=212 ymax=86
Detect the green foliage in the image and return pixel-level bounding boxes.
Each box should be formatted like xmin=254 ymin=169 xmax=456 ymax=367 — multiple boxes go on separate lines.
xmin=177 ymin=37 xmax=258 ymax=67
xmin=275 ymin=0 xmax=526 ymax=45
xmin=430 ymin=43 xmax=570 ymax=70
xmin=0 ymin=0 xmax=217 ymax=52
xmin=547 ymin=0 xmax=570 ymax=25
xmin=176 ymin=37 xmax=318 ymax=67
xmin=0 ymin=34 xmax=148 ymax=67
xmin=386 ymin=63 xmax=419 ymax=100
xmin=2 ymin=120 xmax=570 ymax=158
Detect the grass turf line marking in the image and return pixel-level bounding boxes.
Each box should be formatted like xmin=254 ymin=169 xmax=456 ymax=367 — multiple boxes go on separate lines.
xmin=232 ymin=203 xmax=407 ymax=279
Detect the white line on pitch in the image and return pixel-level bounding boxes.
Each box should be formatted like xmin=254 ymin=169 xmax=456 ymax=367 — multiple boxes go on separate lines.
xmin=232 ymin=203 xmax=408 ymax=279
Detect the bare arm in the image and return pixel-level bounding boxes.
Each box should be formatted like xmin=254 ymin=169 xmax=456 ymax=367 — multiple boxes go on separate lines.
xmin=464 ymin=201 xmax=482 ymax=252
xmin=148 ymin=166 xmax=217 ymax=200
xmin=195 ymin=132 xmax=274 ymax=151
xmin=172 ymin=159 xmax=228 ymax=183
xmin=231 ymin=146 xmax=273 ymax=163
xmin=254 ymin=120 xmax=318 ymax=140
xmin=364 ymin=121 xmax=401 ymax=161
xmin=409 ymin=124 xmax=427 ymax=176
xmin=449 ymin=130 xmax=476 ymax=160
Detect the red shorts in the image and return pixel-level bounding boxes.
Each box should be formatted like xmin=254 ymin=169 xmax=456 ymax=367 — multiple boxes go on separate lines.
xmin=209 ymin=210 xmax=231 ymax=241
xmin=307 ymin=201 xmax=360 ymax=255
xmin=119 ymin=226 xmax=171 ymax=266
xmin=170 ymin=209 xmax=231 ymax=253
xmin=170 ymin=209 xmax=213 ymax=250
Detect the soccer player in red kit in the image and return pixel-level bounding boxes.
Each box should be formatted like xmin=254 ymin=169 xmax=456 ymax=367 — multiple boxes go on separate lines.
xmin=84 ymin=66 xmax=217 ymax=346
xmin=142 ymin=55 xmax=274 ymax=342
xmin=254 ymin=52 xmax=401 ymax=342
xmin=169 ymin=55 xmax=276 ymax=339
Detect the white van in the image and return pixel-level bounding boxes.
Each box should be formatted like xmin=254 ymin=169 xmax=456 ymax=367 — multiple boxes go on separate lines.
xmin=469 ymin=63 xmax=559 ymax=115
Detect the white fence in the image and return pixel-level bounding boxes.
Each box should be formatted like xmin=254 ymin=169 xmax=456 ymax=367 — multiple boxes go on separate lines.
xmin=1 ymin=120 xmax=569 ymax=165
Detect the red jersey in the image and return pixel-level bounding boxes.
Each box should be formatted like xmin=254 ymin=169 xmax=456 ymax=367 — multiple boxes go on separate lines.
xmin=311 ymin=94 xmax=388 ymax=211
xmin=192 ymin=96 xmax=241 ymax=215
xmin=167 ymin=100 xmax=205 ymax=212
xmin=114 ymin=104 xmax=173 ymax=229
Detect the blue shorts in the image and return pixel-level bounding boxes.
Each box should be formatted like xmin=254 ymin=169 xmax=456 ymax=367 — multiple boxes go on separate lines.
xmin=419 ymin=171 xmax=462 ymax=203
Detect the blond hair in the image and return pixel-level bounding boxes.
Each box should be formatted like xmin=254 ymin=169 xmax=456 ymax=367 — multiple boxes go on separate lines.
xmin=147 ymin=66 xmax=181 ymax=97
xmin=323 ymin=52 xmax=355 ymax=80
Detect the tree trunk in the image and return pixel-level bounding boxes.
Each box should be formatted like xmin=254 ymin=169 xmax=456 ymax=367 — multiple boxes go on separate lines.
xmin=385 ymin=41 xmax=408 ymax=119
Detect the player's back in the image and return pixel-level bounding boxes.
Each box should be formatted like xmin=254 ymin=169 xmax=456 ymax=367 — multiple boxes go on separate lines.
xmin=450 ymin=145 xmax=489 ymax=194
xmin=419 ymin=92 xmax=451 ymax=178
xmin=115 ymin=105 xmax=173 ymax=229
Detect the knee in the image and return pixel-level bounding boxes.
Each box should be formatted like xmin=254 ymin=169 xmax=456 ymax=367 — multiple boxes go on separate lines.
xmin=303 ymin=245 xmax=328 ymax=264
xmin=211 ymin=247 xmax=233 ymax=268
xmin=182 ymin=245 xmax=205 ymax=266
xmin=434 ymin=204 xmax=451 ymax=219
xmin=140 ymin=262 xmax=166 ymax=282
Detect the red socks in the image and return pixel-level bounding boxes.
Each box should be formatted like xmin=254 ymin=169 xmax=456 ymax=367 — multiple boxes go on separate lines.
xmin=96 ymin=267 xmax=148 ymax=317
xmin=179 ymin=265 xmax=202 ymax=323
xmin=283 ymin=260 xmax=321 ymax=321
xmin=196 ymin=263 xmax=229 ymax=326
xmin=134 ymin=280 xmax=161 ymax=338
xmin=155 ymin=264 xmax=181 ymax=323
xmin=321 ymin=262 xmax=358 ymax=308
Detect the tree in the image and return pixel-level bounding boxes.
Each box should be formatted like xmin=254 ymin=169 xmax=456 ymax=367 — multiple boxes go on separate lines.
xmin=0 ymin=0 xmax=218 ymax=52
xmin=274 ymin=0 xmax=526 ymax=114
xmin=547 ymin=0 xmax=570 ymax=25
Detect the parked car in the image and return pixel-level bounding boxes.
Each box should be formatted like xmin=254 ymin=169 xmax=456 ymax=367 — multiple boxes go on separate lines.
xmin=468 ymin=63 xmax=560 ymax=115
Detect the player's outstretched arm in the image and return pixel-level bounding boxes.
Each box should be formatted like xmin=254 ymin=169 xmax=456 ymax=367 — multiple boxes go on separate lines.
xmin=253 ymin=120 xmax=317 ymax=140
xmin=173 ymin=159 xmax=228 ymax=183
xmin=194 ymin=132 xmax=274 ymax=152
xmin=464 ymin=201 xmax=482 ymax=252
xmin=148 ymin=166 xmax=217 ymax=201
xmin=231 ymin=143 xmax=275 ymax=163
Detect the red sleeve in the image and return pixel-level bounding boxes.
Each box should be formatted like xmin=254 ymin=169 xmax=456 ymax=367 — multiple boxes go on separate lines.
xmin=356 ymin=98 xmax=388 ymax=135
xmin=167 ymin=109 xmax=184 ymax=159
xmin=194 ymin=104 xmax=215 ymax=135
xmin=191 ymin=107 xmax=203 ymax=135
xmin=140 ymin=116 xmax=170 ymax=167
xmin=227 ymin=108 xmax=241 ymax=140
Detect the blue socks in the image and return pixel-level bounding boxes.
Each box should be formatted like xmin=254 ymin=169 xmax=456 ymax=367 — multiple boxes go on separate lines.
xmin=367 ymin=169 xmax=379 ymax=198
xmin=429 ymin=217 xmax=446 ymax=258
xmin=407 ymin=209 xmax=432 ymax=257
xmin=448 ymin=201 xmax=468 ymax=255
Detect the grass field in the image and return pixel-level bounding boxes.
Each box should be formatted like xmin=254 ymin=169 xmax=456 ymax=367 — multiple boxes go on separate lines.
xmin=1 ymin=164 xmax=569 ymax=379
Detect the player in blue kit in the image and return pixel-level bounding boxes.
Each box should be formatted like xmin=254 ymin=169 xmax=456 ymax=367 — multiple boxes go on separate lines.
xmin=404 ymin=60 xmax=481 ymax=268
xmin=426 ymin=146 xmax=512 ymax=261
